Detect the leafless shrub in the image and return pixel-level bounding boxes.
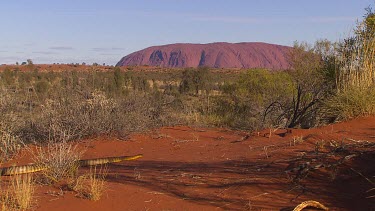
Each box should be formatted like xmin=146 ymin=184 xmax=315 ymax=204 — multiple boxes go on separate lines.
xmin=33 ymin=140 xmax=82 ymax=184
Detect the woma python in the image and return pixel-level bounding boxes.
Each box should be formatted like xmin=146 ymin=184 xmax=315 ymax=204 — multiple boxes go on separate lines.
xmin=0 ymin=154 xmax=143 ymax=176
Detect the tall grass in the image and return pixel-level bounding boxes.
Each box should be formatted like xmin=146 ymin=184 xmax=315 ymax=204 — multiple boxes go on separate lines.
xmin=11 ymin=174 xmax=35 ymax=210
xmin=336 ymin=10 xmax=375 ymax=91
xmin=326 ymin=8 xmax=375 ymax=120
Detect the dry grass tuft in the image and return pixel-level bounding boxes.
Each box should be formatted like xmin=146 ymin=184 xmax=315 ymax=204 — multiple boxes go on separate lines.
xmin=290 ymin=136 xmax=304 ymax=146
xmin=11 ymin=174 xmax=35 ymax=210
xmin=322 ymin=87 xmax=375 ymax=120
xmin=0 ymin=174 xmax=35 ymax=210
xmin=70 ymin=166 xmax=107 ymax=201
xmin=87 ymin=166 xmax=107 ymax=201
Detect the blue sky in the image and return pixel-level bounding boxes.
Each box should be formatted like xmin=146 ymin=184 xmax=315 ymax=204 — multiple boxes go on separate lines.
xmin=0 ymin=0 xmax=373 ymax=65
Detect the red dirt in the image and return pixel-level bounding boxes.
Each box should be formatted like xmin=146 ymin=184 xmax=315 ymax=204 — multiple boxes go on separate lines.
xmin=3 ymin=117 xmax=375 ymax=210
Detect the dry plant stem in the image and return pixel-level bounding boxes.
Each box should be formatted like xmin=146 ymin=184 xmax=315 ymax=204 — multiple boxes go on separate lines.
xmin=263 ymin=146 xmax=269 ymax=158
xmin=366 ymin=187 xmax=375 ymax=198
xmin=350 ymin=168 xmax=375 ymax=186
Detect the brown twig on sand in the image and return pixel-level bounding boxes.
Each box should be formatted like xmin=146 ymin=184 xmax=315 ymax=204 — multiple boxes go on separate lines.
xmin=293 ymin=200 xmax=329 ymax=211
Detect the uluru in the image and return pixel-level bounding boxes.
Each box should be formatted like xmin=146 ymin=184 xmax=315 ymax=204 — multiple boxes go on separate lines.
xmin=116 ymin=42 xmax=292 ymax=69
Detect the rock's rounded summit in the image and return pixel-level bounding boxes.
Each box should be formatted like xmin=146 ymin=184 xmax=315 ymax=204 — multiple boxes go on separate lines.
xmin=116 ymin=42 xmax=292 ymax=69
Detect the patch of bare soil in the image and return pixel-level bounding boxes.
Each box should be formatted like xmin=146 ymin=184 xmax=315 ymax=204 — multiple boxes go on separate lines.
xmin=3 ymin=117 xmax=375 ymax=210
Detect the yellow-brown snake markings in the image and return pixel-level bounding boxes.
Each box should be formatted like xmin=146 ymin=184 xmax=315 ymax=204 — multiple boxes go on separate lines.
xmin=0 ymin=154 xmax=143 ymax=176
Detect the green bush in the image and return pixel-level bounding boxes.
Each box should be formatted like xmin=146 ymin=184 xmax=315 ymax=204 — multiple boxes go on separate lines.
xmin=209 ymin=69 xmax=294 ymax=130
xmin=179 ymin=67 xmax=212 ymax=95
xmin=236 ymin=69 xmax=294 ymax=106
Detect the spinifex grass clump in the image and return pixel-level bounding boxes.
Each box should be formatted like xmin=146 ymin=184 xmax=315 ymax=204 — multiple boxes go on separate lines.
xmin=323 ymin=87 xmax=375 ymax=120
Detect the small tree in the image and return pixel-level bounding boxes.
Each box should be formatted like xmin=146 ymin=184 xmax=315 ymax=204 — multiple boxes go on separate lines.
xmin=264 ymin=41 xmax=332 ymax=128
xmin=113 ymin=67 xmax=124 ymax=93
xmin=179 ymin=67 xmax=211 ymax=95
xmin=27 ymin=59 xmax=33 ymax=65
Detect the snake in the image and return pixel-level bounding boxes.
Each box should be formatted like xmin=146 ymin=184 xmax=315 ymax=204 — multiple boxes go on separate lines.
xmin=0 ymin=154 xmax=143 ymax=176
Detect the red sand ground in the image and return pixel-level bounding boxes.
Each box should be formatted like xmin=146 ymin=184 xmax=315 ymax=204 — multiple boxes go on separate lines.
xmin=3 ymin=116 xmax=375 ymax=210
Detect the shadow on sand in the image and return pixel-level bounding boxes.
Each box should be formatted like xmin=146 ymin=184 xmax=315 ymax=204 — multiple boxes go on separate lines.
xmin=79 ymin=153 xmax=375 ymax=210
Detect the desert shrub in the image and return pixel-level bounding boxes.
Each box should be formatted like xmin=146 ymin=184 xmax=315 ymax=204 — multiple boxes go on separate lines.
xmin=0 ymin=127 xmax=23 ymax=163
xmin=0 ymin=68 xmax=15 ymax=86
xmin=263 ymin=41 xmax=335 ymax=128
xmin=23 ymin=88 xmax=177 ymax=142
xmin=35 ymin=80 xmax=50 ymax=95
xmin=0 ymin=91 xmax=24 ymax=162
xmin=0 ymin=67 xmax=189 ymax=144
xmin=34 ymin=90 xmax=120 ymax=141
xmin=33 ymin=140 xmax=82 ymax=184
xmin=209 ymin=96 xmax=260 ymax=130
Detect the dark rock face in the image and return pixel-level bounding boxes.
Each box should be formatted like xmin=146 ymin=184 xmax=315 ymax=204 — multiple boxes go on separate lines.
xmin=116 ymin=42 xmax=292 ymax=69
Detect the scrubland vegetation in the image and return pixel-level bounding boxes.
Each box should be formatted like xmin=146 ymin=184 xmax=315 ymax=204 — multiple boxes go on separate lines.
xmin=0 ymin=5 xmax=374 ymax=210
xmin=1 ymin=7 xmax=375 ymax=157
